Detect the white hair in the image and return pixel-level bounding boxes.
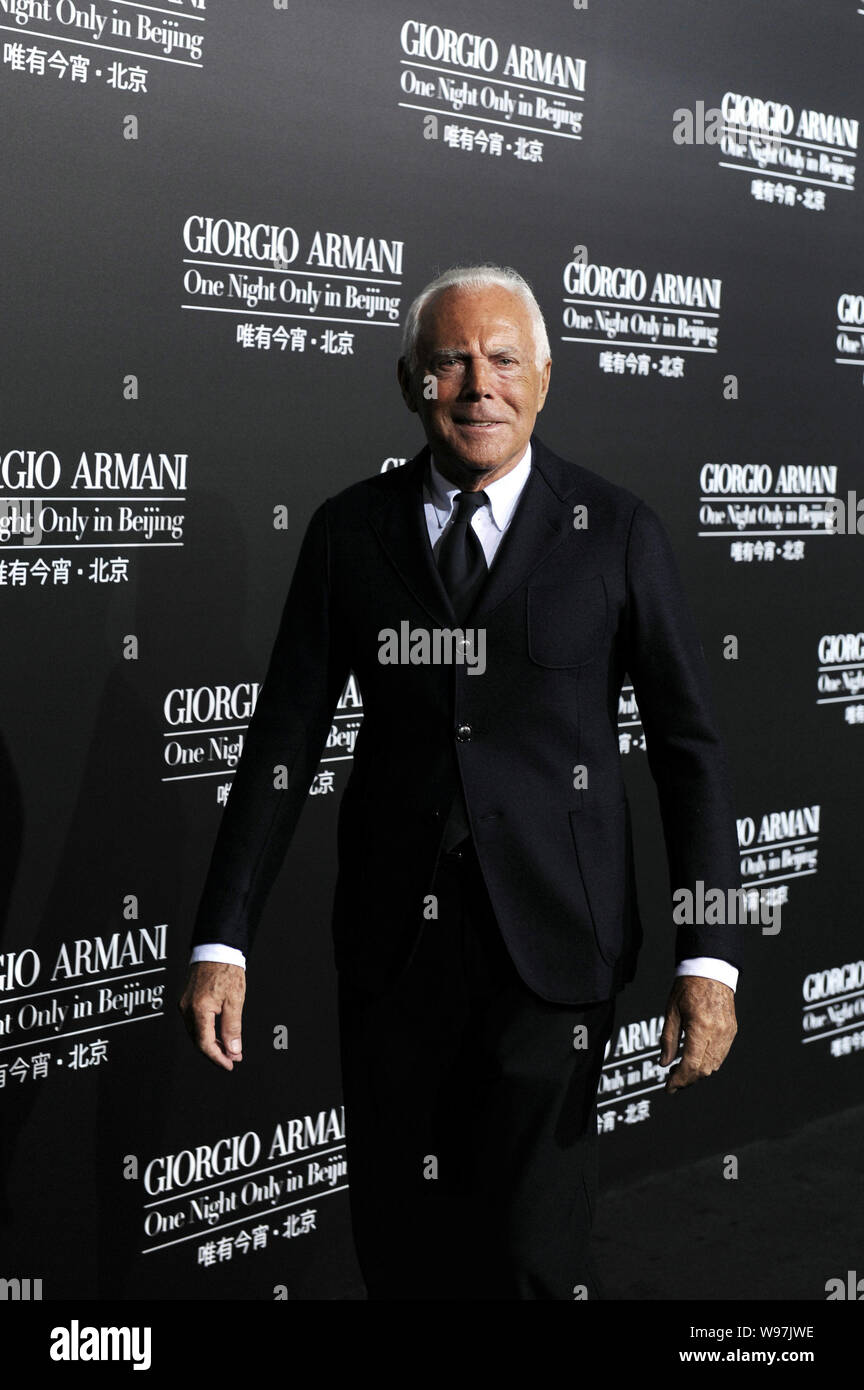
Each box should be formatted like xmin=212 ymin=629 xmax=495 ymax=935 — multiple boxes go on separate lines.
xmin=401 ymin=263 xmax=551 ymax=372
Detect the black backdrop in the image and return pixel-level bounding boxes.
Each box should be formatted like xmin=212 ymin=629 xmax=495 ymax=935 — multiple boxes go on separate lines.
xmin=1 ymin=0 xmax=862 ymax=1301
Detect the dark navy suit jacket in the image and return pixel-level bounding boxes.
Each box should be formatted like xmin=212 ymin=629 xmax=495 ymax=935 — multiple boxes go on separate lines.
xmin=191 ymin=434 xmax=743 ymax=1002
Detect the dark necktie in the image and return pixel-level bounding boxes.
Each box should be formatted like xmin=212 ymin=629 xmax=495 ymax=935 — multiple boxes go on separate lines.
xmin=435 ymin=489 xmax=489 ymax=850
xmin=435 ymin=489 xmax=490 ymax=623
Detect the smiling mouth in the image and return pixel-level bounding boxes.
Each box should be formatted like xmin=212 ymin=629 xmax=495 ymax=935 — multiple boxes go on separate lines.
xmin=454 ymin=420 xmax=502 ymax=427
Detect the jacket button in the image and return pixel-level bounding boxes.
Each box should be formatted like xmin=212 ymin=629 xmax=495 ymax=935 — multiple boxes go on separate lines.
xmin=456 ymin=724 xmax=472 ymax=742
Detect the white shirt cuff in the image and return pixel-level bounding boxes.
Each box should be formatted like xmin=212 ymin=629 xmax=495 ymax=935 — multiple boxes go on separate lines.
xmin=676 ymin=956 xmax=738 ymax=991
xmin=190 ymin=943 xmax=247 ymax=971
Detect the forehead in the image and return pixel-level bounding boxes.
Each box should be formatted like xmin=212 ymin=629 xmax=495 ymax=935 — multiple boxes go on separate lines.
xmin=417 ymin=285 xmax=534 ymax=346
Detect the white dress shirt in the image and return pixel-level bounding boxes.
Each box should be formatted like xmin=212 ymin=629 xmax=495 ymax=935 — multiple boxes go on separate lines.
xmin=192 ymin=441 xmax=738 ymax=992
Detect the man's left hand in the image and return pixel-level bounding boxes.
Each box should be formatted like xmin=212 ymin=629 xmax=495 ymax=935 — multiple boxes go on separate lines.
xmin=659 ymin=976 xmax=737 ymax=1093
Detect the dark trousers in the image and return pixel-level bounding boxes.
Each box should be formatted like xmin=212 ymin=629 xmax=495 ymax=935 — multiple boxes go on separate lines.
xmin=337 ymin=838 xmax=616 ymax=1300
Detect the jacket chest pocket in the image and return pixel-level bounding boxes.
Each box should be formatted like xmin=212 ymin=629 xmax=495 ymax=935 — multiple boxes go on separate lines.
xmin=526 ymin=576 xmax=608 ymax=668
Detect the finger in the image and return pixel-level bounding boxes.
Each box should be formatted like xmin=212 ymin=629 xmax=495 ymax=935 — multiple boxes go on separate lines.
xmin=218 ymin=997 xmax=244 ymax=1062
xmin=659 ymin=1004 xmax=682 ymax=1067
xmin=666 ymin=1059 xmax=697 ymax=1091
xmin=666 ymin=1030 xmax=719 ymax=1091
xmin=191 ymin=1003 xmax=237 ymax=1072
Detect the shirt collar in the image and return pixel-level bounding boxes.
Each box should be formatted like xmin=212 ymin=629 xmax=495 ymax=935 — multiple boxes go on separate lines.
xmin=426 ymin=440 xmax=533 ymax=533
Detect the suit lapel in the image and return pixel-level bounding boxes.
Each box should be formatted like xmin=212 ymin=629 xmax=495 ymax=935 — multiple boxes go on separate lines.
xmin=368 ymin=435 xmax=580 ymax=626
xmin=469 ymin=440 xmax=574 ymax=619
xmin=368 ymin=446 xmax=456 ymax=627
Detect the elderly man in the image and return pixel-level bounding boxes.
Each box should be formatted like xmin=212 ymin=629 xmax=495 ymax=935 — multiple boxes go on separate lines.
xmin=180 ymin=264 xmax=742 ymax=1300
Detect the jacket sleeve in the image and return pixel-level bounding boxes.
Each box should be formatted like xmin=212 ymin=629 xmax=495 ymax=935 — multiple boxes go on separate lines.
xmin=623 ymin=500 xmax=744 ymax=969
xmin=189 ymin=500 xmax=351 ymax=957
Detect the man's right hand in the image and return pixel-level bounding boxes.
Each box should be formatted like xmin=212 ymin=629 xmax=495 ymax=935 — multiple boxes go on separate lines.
xmin=178 ymin=961 xmax=246 ymax=1071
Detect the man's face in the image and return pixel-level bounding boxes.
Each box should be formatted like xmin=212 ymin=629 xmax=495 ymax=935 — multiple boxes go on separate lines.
xmin=397 ymin=284 xmax=551 ymax=485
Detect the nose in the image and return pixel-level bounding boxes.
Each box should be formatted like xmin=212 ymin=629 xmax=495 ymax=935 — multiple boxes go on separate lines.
xmin=460 ymin=355 xmax=495 ymax=396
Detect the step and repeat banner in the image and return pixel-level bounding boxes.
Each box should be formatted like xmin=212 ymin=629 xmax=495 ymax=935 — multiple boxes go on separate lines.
xmin=1 ymin=0 xmax=862 ymax=1302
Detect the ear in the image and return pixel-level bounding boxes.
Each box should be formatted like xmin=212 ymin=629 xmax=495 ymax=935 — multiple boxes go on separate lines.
xmin=397 ymin=356 xmax=418 ymax=413
xmin=535 ymin=358 xmax=552 ymax=413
